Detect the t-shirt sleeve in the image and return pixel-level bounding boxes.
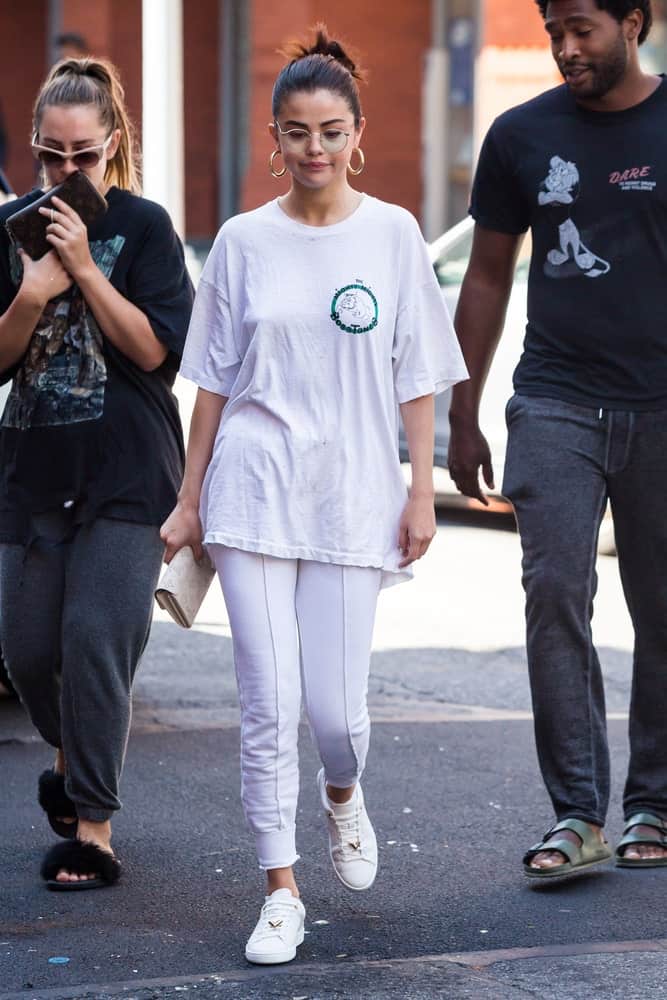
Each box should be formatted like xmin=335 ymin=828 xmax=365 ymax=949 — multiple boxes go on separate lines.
xmin=126 ymin=204 xmax=194 ymax=357
xmin=0 ymin=213 xmax=16 ymax=315
xmin=469 ymin=121 xmax=531 ymax=235
xmin=392 ymin=213 xmax=468 ymax=405
xmin=0 ymin=214 xmax=20 ymax=385
xmin=179 ymin=232 xmax=243 ymax=397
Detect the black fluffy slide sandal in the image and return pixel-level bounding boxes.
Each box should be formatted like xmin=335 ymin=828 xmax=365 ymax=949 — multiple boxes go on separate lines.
xmin=37 ymin=769 xmax=78 ymax=839
xmin=41 ymin=839 xmax=122 ymax=891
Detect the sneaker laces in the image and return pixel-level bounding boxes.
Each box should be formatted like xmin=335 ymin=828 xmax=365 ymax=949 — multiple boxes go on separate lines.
xmin=329 ymin=805 xmax=366 ymax=860
xmin=253 ymin=897 xmax=300 ymax=942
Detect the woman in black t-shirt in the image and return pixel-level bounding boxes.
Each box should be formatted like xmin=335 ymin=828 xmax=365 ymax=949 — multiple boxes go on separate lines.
xmin=0 ymin=58 xmax=193 ymax=890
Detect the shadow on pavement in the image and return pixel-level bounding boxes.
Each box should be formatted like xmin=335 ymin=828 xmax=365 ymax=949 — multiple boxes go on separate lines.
xmin=0 ymin=622 xmax=648 ymax=999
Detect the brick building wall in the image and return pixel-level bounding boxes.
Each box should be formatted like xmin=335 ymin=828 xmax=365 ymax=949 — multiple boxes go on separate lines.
xmin=475 ymin=0 xmax=557 ymax=152
xmin=60 ymin=0 xmax=219 ymax=240
xmin=0 ymin=0 xmax=48 ymax=196
xmin=4 ymin=0 xmax=643 ymax=245
xmin=484 ymin=0 xmax=548 ymax=46
xmin=183 ymin=0 xmax=220 ymax=239
xmin=59 ymin=0 xmax=143 ymax=164
xmin=0 ymin=0 xmax=141 ymax=198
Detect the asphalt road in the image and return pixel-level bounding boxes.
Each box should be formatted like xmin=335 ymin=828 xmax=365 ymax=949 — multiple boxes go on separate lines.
xmin=2 ymin=515 xmax=666 ymax=1000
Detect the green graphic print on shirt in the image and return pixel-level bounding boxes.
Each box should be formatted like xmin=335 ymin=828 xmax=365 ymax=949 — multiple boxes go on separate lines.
xmin=3 ymin=235 xmax=125 ymax=430
xmin=330 ymin=281 xmax=378 ymax=334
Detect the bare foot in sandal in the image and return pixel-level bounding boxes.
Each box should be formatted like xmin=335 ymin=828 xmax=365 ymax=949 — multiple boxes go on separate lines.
xmin=54 ymin=819 xmax=114 ymax=885
xmin=621 ymin=830 xmax=667 ymax=862
xmin=616 ymin=813 xmax=667 ymax=865
xmin=524 ymin=819 xmax=612 ymax=878
xmin=530 ymin=822 xmax=606 ymax=870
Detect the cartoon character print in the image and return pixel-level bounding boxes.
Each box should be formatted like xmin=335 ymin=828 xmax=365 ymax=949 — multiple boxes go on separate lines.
xmin=2 ymin=235 xmax=125 ymax=429
xmin=538 ymin=156 xmax=610 ymax=279
xmin=6 ymin=291 xmax=107 ymax=429
xmin=330 ymin=281 xmax=378 ymax=334
xmin=338 ymin=288 xmax=375 ymax=328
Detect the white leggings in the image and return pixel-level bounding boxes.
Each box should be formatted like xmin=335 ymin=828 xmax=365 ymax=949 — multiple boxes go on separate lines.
xmin=210 ymin=546 xmax=382 ymax=870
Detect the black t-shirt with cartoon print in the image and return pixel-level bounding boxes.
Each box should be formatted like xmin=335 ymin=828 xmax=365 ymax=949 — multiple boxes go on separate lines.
xmin=0 ymin=186 xmax=194 ymax=543
xmin=470 ymin=76 xmax=667 ymax=410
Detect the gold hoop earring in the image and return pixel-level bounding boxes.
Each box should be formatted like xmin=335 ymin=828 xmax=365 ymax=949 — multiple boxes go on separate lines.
xmin=348 ymin=147 xmax=365 ymax=176
xmin=270 ymin=149 xmax=286 ymax=178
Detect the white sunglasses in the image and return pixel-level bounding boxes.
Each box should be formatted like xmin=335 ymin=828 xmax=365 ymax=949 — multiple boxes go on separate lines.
xmin=31 ymin=133 xmax=114 ymax=169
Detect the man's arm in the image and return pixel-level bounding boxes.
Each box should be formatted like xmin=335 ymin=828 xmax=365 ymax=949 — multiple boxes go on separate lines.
xmin=447 ymin=224 xmax=523 ymax=504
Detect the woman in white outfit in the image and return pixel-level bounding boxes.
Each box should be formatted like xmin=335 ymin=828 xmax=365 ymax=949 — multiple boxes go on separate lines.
xmin=161 ymin=26 xmax=467 ymax=965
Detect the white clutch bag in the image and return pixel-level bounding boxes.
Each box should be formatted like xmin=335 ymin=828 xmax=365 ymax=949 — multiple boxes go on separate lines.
xmin=154 ymin=545 xmax=216 ymax=629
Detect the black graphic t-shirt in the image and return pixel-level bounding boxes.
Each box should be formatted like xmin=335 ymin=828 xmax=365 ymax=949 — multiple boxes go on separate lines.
xmin=470 ymin=76 xmax=667 ymax=409
xmin=0 ymin=186 xmax=194 ymax=542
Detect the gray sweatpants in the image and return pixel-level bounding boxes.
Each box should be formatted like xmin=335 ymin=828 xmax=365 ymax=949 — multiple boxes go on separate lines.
xmin=0 ymin=512 xmax=164 ymax=822
xmin=503 ymin=394 xmax=667 ymax=827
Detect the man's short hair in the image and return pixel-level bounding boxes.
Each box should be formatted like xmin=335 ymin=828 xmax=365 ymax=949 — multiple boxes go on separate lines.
xmin=55 ymin=31 xmax=88 ymax=54
xmin=534 ymin=1 xmax=653 ymax=44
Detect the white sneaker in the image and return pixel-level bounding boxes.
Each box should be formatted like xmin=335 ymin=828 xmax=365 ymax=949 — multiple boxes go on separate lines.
xmin=245 ymin=888 xmax=305 ymax=965
xmin=317 ymin=768 xmax=378 ymax=891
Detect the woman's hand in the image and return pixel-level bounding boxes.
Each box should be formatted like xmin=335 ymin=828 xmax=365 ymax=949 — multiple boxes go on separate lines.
xmin=160 ymin=500 xmax=204 ymax=565
xmin=398 ymin=492 xmax=436 ymax=568
xmin=18 ymin=248 xmax=72 ymax=307
xmin=40 ymin=195 xmax=95 ymax=282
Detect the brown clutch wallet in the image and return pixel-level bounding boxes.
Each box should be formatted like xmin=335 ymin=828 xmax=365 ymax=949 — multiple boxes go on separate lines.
xmin=4 ymin=171 xmax=108 ymax=260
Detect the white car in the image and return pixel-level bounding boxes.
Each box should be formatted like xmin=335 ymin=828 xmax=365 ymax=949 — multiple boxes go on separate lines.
xmin=400 ymin=216 xmax=615 ymax=554
xmin=400 ymin=215 xmax=529 ymax=511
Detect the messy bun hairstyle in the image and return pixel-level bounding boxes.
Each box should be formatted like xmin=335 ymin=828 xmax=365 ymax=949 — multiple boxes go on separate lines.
xmin=32 ymin=58 xmax=141 ymax=193
xmin=272 ymin=24 xmax=366 ymax=127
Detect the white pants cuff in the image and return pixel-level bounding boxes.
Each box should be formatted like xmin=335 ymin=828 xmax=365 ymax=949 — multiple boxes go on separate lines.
xmin=323 ymin=768 xmax=363 ymax=789
xmin=256 ymin=828 xmax=300 ymax=871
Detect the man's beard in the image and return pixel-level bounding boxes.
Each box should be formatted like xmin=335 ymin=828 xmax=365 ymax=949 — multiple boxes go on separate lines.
xmin=560 ymin=31 xmax=628 ymax=100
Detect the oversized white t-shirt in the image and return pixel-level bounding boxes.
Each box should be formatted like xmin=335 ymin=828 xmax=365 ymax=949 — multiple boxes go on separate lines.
xmin=181 ymin=195 xmax=467 ymax=587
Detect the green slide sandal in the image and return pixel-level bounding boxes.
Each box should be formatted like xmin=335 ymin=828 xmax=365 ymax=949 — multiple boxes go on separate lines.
xmin=615 ymin=813 xmax=667 ymax=869
xmin=523 ymin=817 xmax=613 ymax=880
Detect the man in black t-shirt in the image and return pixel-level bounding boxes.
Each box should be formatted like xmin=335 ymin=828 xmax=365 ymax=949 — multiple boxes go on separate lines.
xmin=449 ymin=0 xmax=667 ymax=877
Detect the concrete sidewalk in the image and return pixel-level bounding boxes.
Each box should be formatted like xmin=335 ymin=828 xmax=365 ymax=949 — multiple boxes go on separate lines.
xmin=2 ymin=516 xmax=664 ymax=999
xmin=3 ymin=714 xmax=667 ymax=999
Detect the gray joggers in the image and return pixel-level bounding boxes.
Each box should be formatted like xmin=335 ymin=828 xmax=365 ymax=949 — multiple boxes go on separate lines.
xmin=503 ymin=394 xmax=667 ymax=826
xmin=0 ymin=512 xmax=164 ymax=822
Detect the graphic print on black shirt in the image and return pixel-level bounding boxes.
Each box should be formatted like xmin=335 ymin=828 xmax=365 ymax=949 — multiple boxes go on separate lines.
xmin=469 ymin=77 xmax=667 ymax=410
xmin=3 ymin=236 xmax=124 ymax=429
xmin=0 ymin=186 xmax=194 ymax=542
xmin=538 ymin=156 xmax=610 ymax=279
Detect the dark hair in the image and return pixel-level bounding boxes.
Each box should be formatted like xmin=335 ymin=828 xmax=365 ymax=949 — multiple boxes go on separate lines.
xmin=272 ymin=24 xmax=365 ymax=127
xmin=55 ymin=32 xmax=88 ymax=53
xmin=535 ymin=0 xmax=653 ymax=44
xmin=33 ymin=57 xmax=140 ymax=192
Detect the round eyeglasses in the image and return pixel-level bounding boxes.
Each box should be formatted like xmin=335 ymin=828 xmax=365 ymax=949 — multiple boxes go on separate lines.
xmin=31 ymin=133 xmax=114 ymax=170
xmin=273 ymin=121 xmax=350 ymax=155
